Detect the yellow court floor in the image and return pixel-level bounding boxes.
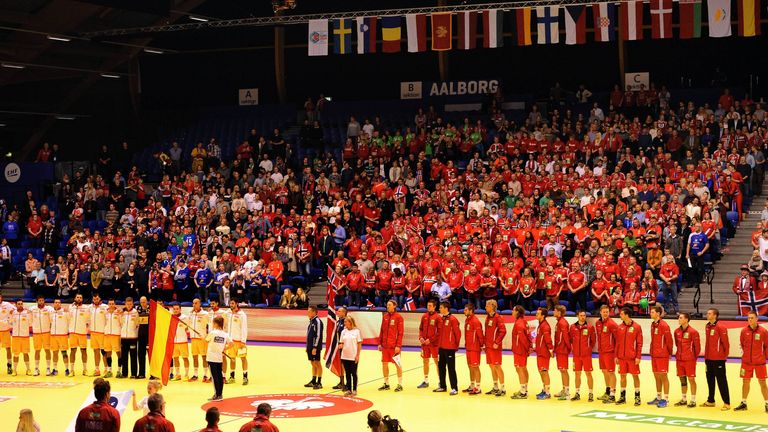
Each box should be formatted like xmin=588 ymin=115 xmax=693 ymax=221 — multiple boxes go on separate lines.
xmin=2 ymin=345 xmax=768 ymax=432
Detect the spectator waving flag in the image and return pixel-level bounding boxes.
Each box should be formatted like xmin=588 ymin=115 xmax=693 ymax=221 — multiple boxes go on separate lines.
xmin=148 ymin=300 xmax=180 ymax=385
xmin=404 ymin=295 xmax=415 ymax=311
xmin=679 ymin=0 xmax=703 ymax=38
xmin=324 ymin=265 xmax=342 ymax=376
xmin=739 ymin=290 xmax=768 ymax=316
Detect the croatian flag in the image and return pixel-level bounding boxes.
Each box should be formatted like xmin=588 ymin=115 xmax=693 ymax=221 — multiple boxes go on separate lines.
xmin=593 ymin=2 xmax=617 ymax=42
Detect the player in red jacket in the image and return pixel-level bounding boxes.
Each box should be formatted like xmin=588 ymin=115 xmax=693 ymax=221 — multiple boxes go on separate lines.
xmin=615 ymin=307 xmax=643 ymax=406
xmin=553 ymin=305 xmax=572 ymax=400
xmin=595 ymin=305 xmax=618 ymax=403
xmin=534 ymin=307 xmax=553 ymax=400
xmin=734 ymin=311 xmax=768 ymax=412
xmin=674 ymin=312 xmax=701 ymax=408
xmin=435 ymin=301 xmax=461 ymax=395
xmin=463 ymin=303 xmax=485 ymax=395
xmin=648 ymin=305 xmax=673 ymax=408
xmin=510 ymin=305 xmax=531 ymax=399
xmin=417 ymin=299 xmax=440 ymax=389
xmin=378 ymin=300 xmax=404 ymax=392
xmin=569 ymin=310 xmax=596 ymax=401
xmin=484 ymin=299 xmax=507 ymax=396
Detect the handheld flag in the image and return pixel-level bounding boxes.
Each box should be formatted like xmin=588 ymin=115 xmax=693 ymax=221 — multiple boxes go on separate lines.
xmin=324 ymin=265 xmax=342 ymax=376
xmin=66 ymin=389 xmax=134 ymax=432
xmin=404 ymin=295 xmax=415 ymax=311
xmin=148 ymin=300 xmax=180 ymax=385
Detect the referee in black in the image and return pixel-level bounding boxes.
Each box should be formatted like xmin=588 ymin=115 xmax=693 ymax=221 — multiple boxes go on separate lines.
xmin=136 ymin=296 xmax=150 ymax=378
xmin=702 ymin=308 xmax=731 ymax=410
xmin=305 ymin=306 xmax=324 ymax=390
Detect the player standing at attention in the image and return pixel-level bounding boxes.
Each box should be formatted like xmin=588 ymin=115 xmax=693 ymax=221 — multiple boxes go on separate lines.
xmin=119 ymin=297 xmax=139 ymax=378
xmin=463 ymin=303 xmax=484 ymax=395
xmin=171 ymin=303 xmax=191 ymax=381
xmin=378 ymin=300 xmax=404 ymax=392
xmin=648 ymin=305 xmax=673 ymax=408
xmin=674 ymin=312 xmax=701 ymax=408
xmin=67 ymin=294 xmax=90 ymax=376
xmin=10 ymin=299 xmax=31 ymax=375
xmin=49 ymin=298 xmax=69 ymax=376
xmin=103 ymin=299 xmax=122 ymax=378
xmin=484 ymin=299 xmax=507 ymax=396
xmin=734 ymin=311 xmax=768 ymax=412
xmin=510 ymin=305 xmax=531 ymax=399
xmin=595 ymin=305 xmax=618 ymax=403
xmin=0 ymin=293 xmax=15 ymax=374
xmin=305 ymin=306 xmax=323 ymax=389
xmin=88 ymin=293 xmax=108 ymax=376
xmin=569 ymin=309 xmax=596 ymax=401
xmin=615 ymin=307 xmax=643 ymax=406
xmin=702 ymin=308 xmax=731 ymax=410
xmin=434 ymin=301 xmax=461 ymax=396
xmin=189 ymin=298 xmax=210 ymax=382
xmin=206 ymin=316 xmax=232 ymax=401
xmin=535 ymin=307 xmax=553 ymax=400
xmin=417 ymin=299 xmax=440 ymax=389
xmin=224 ymin=300 xmax=248 ymax=385
xmin=30 ymin=296 xmax=54 ymax=376
xmin=553 ymin=305 xmax=572 ymax=400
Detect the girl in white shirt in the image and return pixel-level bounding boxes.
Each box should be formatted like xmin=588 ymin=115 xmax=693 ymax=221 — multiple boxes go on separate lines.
xmin=132 ymin=379 xmax=162 ymax=414
xmin=339 ymin=316 xmax=362 ymax=396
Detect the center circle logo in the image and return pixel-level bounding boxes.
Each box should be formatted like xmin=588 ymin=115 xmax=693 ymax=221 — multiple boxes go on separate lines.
xmin=4 ymin=162 xmax=20 ymax=183
xmin=201 ymin=393 xmax=374 ymax=419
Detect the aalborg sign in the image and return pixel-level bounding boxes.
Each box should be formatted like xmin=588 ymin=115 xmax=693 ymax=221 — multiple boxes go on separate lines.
xmin=574 ymin=410 xmax=768 ymax=432
xmin=400 ymin=79 xmax=500 ymax=99
xmin=201 ymin=393 xmax=373 ymax=419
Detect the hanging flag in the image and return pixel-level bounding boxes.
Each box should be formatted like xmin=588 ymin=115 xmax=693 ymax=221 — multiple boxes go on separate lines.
xmin=650 ymin=0 xmax=674 ymax=38
xmin=65 ymin=389 xmax=134 ymax=432
xmin=516 ymin=8 xmax=533 ymax=46
xmin=308 ymin=19 xmax=329 ymax=56
xmin=324 ymin=265 xmax=342 ymax=377
xmin=431 ymin=12 xmax=453 ymax=51
xmin=406 ymin=14 xmax=427 ymax=52
xmin=564 ymin=6 xmax=587 ymax=45
xmin=332 ymin=18 xmax=353 ymax=54
xmin=482 ymin=9 xmax=504 ymax=48
xmin=593 ymin=3 xmax=617 ymax=42
xmin=403 ymin=295 xmax=415 ymax=311
xmin=707 ymin=0 xmax=732 ymax=37
xmin=737 ymin=0 xmax=762 ymax=36
xmin=356 ymin=17 xmax=377 ymax=54
xmin=148 ymin=300 xmax=180 ymax=385
xmin=679 ymin=0 xmax=703 ymax=38
xmin=457 ymin=11 xmax=478 ymax=49
xmin=536 ymin=6 xmax=560 ymax=44
xmin=620 ymin=0 xmax=644 ymax=40
xmin=381 ymin=16 xmax=402 ymax=53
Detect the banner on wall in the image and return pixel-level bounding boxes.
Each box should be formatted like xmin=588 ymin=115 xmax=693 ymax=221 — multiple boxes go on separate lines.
xmin=401 ymin=79 xmax=500 ymax=99
xmin=238 ymin=88 xmax=259 ymax=106
xmin=624 ymin=72 xmax=650 ymax=90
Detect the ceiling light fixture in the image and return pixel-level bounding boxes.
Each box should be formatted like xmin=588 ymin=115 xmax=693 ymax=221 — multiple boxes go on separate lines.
xmin=143 ymin=48 xmax=164 ymax=54
xmin=55 ymin=116 xmax=76 ymax=120
xmin=100 ymin=73 xmax=121 ymax=78
xmin=189 ymin=16 xmax=208 ymax=22
xmin=1 ymin=63 xmax=25 ymax=69
xmin=46 ymin=35 xmax=71 ymax=42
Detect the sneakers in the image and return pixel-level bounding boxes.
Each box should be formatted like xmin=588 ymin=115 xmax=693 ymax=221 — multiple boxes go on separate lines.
xmin=243 ymin=377 xmax=249 ymax=386
xmin=34 ymin=369 xmax=40 ymax=377
xmin=394 ymin=385 xmax=403 ymax=392
xmin=332 ymin=383 xmax=344 ymax=390
xmin=202 ymin=377 xmax=211 ymax=383
xmin=688 ymin=402 xmax=696 ymax=408
xmin=65 ymin=369 xmax=71 ymax=377
xmin=485 ymin=388 xmax=498 ymax=395
xmin=103 ymin=371 xmax=113 ymax=378
xmin=116 ymin=372 xmax=125 ymax=379
xmin=570 ymin=393 xmax=581 ymax=401
xmin=51 ymin=369 xmax=58 ymax=376
xmin=343 ymin=390 xmax=353 ymax=397
xmin=510 ymin=391 xmax=528 ymax=399
xmin=674 ymin=399 xmax=688 ymax=407
xmin=557 ymin=393 xmax=570 ymax=401
xmin=598 ymin=392 xmax=610 ymax=401
xmin=658 ymin=400 xmax=668 ymax=408
xmin=432 ymin=387 xmax=446 ymax=393
xmin=700 ymin=401 xmax=716 ymax=407
xmin=312 ymin=383 xmax=323 ymax=390
xmin=6 ymin=364 xmax=11 ymax=374
xmin=226 ymin=377 xmax=236 ymax=384
xmin=416 ymin=381 xmax=429 ymax=389
xmin=634 ymin=395 xmax=642 ymax=406
xmin=554 ymin=390 xmax=565 ymax=398
xmin=92 ymin=369 xmax=101 ymax=377
xmin=495 ymin=390 xmax=507 ymax=397
xmin=188 ymin=376 xmax=198 ymax=382
xmin=207 ymin=395 xmax=222 ymax=401
xmin=45 ymin=370 xmax=53 ymax=377
xmin=304 ymin=381 xmax=316 ymax=388
xmin=734 ymin=402 xmax=748 ymax=411
xmin=82 ymin=369 xmax=88 ymax=376
xmin=449 ymin=389 xmax=458 ymax=396
xmin=462 ymin=386 xmax=473 ymax=393
xmin=172 ymin=375 xmax=181 ymax=381
xmin=588 ymin=393 xmax=594 ymax=402
xmin=11 ymin=370 xmax=17 ymax=376
xmin=647 ymin=397 xmax=661 ymax=406
xmin=468 ymin=388 xmax=481 ymax=395
xmin=616 ymin=395 xmax=626 ymax=405
xmin=379 ymin=384 xmax=391 ymax=391
xmin=721 ymin=405 xmax=731 ymax=411
xmin=536 ymin=392 xmax=551 ymax=400
xmin=25 ymin=370 xmax=32 ymax=376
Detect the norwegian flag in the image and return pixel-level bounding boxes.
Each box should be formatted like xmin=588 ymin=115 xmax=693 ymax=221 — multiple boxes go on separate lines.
xmin=324 ymin=265 xmax=342 ymax=376
xmin=366 ymin=299 xmax=376 ymax=310
xmin=738 ymin=290 xmax=768 ymax=316
xmin=403 ymin=295 xmax=415 ymax=311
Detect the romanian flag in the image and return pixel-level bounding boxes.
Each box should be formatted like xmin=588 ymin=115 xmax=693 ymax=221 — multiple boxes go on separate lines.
xmin=381 ymin=16 xmax=402 ymax=53
xmin=148 ymin=300 xmax=179 ymax=385
xmin=737 ymin=0 xmax=761 ymax=37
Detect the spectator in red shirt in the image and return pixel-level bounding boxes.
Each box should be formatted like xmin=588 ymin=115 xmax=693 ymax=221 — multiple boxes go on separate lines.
xmin=200 ymin=407 xmax=222 ymax=432
xmin=75 ymin=378 xmax=120 ymax=432
xmin=239 ymin=403 xmax=279 ymax=432
xmin=132 ymin=393 xmax=175 ymax=432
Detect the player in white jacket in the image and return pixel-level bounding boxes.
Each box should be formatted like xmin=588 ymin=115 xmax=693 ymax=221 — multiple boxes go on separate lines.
xmin=0 ymin=293 xmax=14 ymax=374
xmin=31 ymin=296 xmax=54 ymax=376
xmin=171 ymin=303 xmax=190 ymax=380
xmin=49 ymin=299 xmax=69 ymax=376
xmin=223 ymin=300 xmax=249 ymax=385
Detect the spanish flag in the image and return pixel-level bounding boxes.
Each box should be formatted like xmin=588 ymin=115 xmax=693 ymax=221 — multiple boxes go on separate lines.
xmin=737 ymin=0 xmax=761 ymax=37
xmin=148 ymin=301 xmax=179 ymax=385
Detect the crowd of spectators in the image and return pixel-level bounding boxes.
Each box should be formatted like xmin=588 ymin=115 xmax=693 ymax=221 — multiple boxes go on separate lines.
xmin=2 ymin=84 xmax=766 ymax=317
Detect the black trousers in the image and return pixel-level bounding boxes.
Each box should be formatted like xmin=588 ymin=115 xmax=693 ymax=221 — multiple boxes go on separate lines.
xmin=120 ymin=338 xmax=138 ymax=377
xmin=210 ymin=362 xmax=224 ymax=397
xmin=705 ymin=359 xmax=730 ymax=404
xmin=342 ymin=359 xmax=358 ymax=391
xmin=137 ymin=326 xmax=148 ymax=377
xmin=438 ymin=348 xmax=458 ymax=391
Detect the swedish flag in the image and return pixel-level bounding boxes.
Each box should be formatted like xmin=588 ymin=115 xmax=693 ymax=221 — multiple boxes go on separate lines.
xmin=333 ymin=18 xmax=353 ymax=54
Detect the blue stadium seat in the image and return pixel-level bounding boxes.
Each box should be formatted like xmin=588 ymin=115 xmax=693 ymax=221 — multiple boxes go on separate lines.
xmin=656 ymin=291 xmax=665 ymax=304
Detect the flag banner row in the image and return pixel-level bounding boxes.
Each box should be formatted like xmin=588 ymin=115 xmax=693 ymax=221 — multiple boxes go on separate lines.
xmin=307 ymin=0 xmax=761 ymax=55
